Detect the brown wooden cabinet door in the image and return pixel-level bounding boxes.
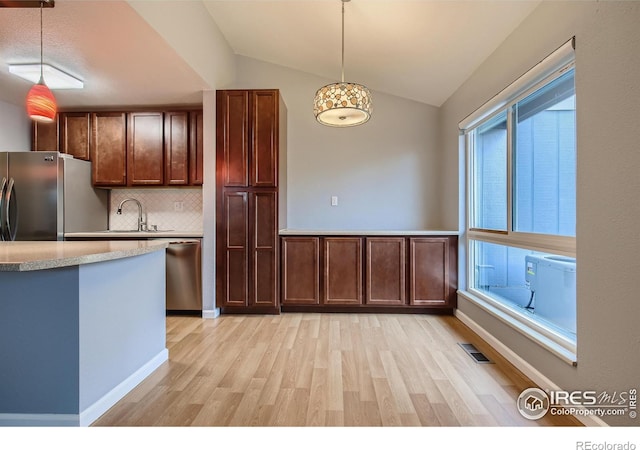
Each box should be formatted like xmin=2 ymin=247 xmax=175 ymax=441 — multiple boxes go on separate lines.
xmin=220 ymin=191 xmax=249 ymax=307
xmin=217 ymin=90 xmax=249 ymax=187
xmin=251 ymin=191 xmax=278 ymax=307
xmin=164 ymin=111 xmax=189 ymax=185
xmin=32 ymin=118 xmax=58 ymax=152
xmin=251 ymin=90 xmax=278 ymax=187
xmin=409 ymin=237 xmax=451 ymax=306
xmin=128 ymin=112 xmax=164 ymax=185
xmin=324 ymin=237 xmax=363 ymax=305
xmin=59 ymin=112 xmax=90 ymax=160
xmin=189 ymin=110 xmax=204 ymax=185
xmin=366 ymin=237 xmax=406 ymax=305
xmin=91 ymin=112 xmax=126 ymax=186
xmin=281 ymin=237 xmax=320 ymax=305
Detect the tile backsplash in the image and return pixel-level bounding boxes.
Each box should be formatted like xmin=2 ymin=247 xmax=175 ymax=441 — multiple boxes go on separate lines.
xmin=109 ymin=188 xmax=203 ymax=232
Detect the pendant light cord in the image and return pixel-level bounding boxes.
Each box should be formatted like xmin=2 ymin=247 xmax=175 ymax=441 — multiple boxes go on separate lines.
xmin=39 ymin=0 xmax=44 ymax=83
xmin=341 ymin=0 xmax=345 ymax=83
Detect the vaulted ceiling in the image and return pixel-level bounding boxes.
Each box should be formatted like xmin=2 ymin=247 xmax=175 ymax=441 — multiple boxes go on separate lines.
xmin=0 ymin=0 xmax=541 ymax=109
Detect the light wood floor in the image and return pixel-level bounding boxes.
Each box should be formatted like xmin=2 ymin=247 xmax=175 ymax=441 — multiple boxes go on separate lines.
xmin=93 ymin=313 xmax=581 ymax=427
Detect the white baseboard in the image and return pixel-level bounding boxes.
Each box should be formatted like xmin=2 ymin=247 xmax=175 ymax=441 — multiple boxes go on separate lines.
xmin=79 ymin=348 xmax=169 ymax=426
xmin=0 ymin=349 xmax=168 ymax=427
xmin=202 ymin=308 xmax=220 ymax=319
xmin=454 ymin=309 xmax=608 ymax=427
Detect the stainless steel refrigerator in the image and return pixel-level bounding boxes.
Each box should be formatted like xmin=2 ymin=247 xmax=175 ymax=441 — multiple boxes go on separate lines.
xmin=0 ymin=151 xmax=108 ymax=241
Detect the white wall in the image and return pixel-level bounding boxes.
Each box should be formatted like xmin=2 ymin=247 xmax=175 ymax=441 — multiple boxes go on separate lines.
xmin=230 ymin=56 xmax=443 ymax=231
xmin=128 ymin=0 xmax=235 ymax=89
xmin=0 ymin=100 xmax=30 ymax=151
xmin=440 ymin=1 xmax=640 ymax=425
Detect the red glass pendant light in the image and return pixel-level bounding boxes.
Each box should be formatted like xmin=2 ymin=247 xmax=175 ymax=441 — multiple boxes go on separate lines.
xmin=26 ymin=1 xmax=56 ymax=122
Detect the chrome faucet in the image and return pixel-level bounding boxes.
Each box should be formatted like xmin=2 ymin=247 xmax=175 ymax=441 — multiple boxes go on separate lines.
xmin=116 ymin=198 xmax=146 ymax=231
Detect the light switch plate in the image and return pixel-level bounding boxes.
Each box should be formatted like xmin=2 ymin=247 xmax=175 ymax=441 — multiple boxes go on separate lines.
xmin=331 ymin=196 xmax=338 ymax=206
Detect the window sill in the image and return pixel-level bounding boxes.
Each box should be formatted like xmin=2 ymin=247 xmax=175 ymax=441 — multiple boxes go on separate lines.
xmin=458 ymin=289 xmax=577 ymax=366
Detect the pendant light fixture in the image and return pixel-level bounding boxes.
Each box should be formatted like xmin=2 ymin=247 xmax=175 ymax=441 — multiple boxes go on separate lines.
xmin=25 ymin=0 xmax=57 ymax=122
xmin=313 ymin=0 xmax=372 ymax=127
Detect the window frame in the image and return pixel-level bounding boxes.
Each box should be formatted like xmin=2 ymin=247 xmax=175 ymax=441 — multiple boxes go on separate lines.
xmin=462 ymin=61 xmax=577 ymax=363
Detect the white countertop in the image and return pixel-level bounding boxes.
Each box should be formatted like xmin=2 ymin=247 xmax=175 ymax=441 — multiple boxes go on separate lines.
xmin=65 ymin=230 xmax=203 ymax=239
xmin=278 ymin=229 xmax=459 ymax=236
xmin=0 ymin=240 xmax=169 ymax=272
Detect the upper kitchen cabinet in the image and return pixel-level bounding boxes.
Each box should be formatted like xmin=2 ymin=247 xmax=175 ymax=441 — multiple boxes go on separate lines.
xmin=86 ymin=108 xmax=203 ymax=187
xmin=32 ymin=118 xmax=59 ymax=152
xmin=91 ymin=112 xmax=127 ymax=186
xmin=164 ymin=111 xmax=189 ymax=186
xmin=217 ymin=90 xmax=281 ymax=188
xmin=189 ymin=110 xmax=204 ymax=186
xmin=127 ymin=112 xmax=164 ymax=186
xmin=60 ymin=112 xmax=91 ymax=160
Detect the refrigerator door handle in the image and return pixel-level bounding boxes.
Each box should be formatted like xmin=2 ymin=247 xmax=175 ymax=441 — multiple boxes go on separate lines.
xmin=0 ymin=176 xmax=6 ymax=241
xmin=4 ymin=177 xmax=17 ymax=241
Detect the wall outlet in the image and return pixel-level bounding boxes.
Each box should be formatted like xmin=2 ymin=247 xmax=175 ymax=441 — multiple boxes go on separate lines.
xmin=174 ymin=201 xmax=184 ymax=212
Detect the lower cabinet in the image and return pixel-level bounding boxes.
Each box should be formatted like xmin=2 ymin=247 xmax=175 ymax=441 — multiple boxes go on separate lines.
xmin=280 ymin=234 xmax=457 ymax=312
xmin=409 ymin=237 xmax=452 ymax=306
xmin=366 ymin=237 xmax=406 ymax=305
xmin=217 ymin=190 xmax=279 ymax=313
xmin=324 ymin=237 xmax=363 ymax=305
xmin=281 ymin=237 xmax=320 ymax=305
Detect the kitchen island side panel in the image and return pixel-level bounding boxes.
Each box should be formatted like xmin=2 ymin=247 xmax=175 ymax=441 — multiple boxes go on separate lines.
xmin=78 ymin=250 xmax=167 ymax=414
xmin=0 ymin=267 xmax=80 ymax=414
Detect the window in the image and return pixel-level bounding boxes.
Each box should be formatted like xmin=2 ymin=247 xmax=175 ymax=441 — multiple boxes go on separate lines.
xmin=461 ymin=39 xmax=577 ymax=360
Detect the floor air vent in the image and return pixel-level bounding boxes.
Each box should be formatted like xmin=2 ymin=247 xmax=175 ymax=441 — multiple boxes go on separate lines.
xmin=458 ymin=343 xmax=492 ymax=364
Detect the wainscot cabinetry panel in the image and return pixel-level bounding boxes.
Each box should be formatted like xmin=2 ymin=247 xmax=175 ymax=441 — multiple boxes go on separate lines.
xmin=216 ymin=89 xmax=286 ymax=314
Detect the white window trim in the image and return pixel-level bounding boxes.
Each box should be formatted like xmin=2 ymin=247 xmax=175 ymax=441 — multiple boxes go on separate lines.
xmin=460 ymin=38 xmax=577 ymax=365
xmin=459 ymin=37 xmax=575 ymax=131
xmin=458 ymin=289 xmax=577 ymax=365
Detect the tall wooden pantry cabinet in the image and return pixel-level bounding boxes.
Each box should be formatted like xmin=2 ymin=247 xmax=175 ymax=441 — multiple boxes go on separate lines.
xmin=216 ymin=89 xmax=287 ymax=314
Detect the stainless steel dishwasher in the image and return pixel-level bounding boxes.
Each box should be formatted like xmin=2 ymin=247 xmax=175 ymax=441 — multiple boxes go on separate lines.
xmin=166 ymin=240 xmax=202 ymax=314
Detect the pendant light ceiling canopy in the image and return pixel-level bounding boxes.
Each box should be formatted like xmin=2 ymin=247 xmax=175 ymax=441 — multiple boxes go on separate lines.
xmin=313 ymin=0 xmax=372 ymax=127
xmin=25 ymin=0 xmax=57 ymax=122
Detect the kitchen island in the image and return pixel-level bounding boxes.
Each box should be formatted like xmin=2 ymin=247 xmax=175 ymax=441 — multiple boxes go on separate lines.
xmin=0 ymin=241 xmax=169 ymax=426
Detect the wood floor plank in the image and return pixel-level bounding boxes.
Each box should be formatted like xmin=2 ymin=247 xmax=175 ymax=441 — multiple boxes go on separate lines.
xmin=93 ymin=313 xmax=583 ymax=427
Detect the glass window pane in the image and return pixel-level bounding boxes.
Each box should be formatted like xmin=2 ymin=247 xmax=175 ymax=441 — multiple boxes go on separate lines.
xmin=471 ymin=240 xmax=576 ymax=337
xmin=471 ymin=112 xmax=507 ymax=231
xmin=513 ymin=69 xmax=576 ymax=236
